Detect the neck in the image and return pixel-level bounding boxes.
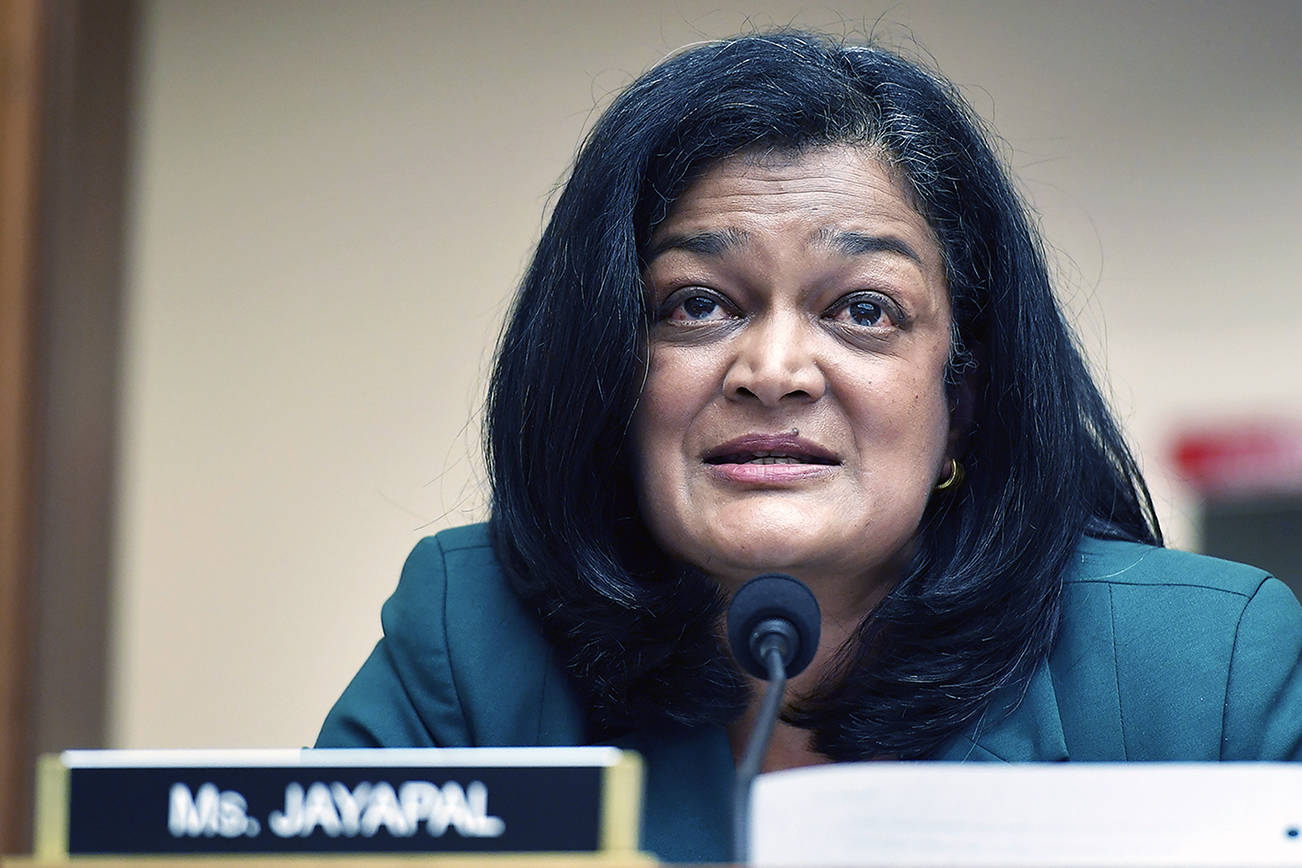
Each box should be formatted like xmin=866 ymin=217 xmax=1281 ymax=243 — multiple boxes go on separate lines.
xmin=725 ymin=610 xmax=861 ymax=772
xmin=728 ymin=705 xmax=832 ymax=773
xmin=717 ymin=564 xmax=899 ymax=771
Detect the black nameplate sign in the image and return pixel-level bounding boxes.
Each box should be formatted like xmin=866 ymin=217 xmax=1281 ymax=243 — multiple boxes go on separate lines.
xmin=36 ymin=747 xmax=642 ymax=858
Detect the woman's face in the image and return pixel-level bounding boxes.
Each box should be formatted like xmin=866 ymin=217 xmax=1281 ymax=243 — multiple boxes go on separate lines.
xmin=632 ymin=145 xmax=955 ymax=606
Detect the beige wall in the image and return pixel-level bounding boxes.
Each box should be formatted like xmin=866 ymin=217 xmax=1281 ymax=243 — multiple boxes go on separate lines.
xmin=114 ymin=0 xmax=1302 ymax=748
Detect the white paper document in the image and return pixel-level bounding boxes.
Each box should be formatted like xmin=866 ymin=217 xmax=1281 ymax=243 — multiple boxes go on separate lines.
xmin=750 ymin=762 xmax=1302 ymax=866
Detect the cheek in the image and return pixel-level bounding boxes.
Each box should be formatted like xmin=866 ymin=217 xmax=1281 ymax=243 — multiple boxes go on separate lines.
xmin=632 ymin=346 xmax=715 ymax=452
xmin=628 ymin=412 xmax=683 ymax=560
xmin=914 ymin=377 xmax=953 ymax=439
xmin=843 ymin=365 xmax=951 ymax=471
xmin=911 ymin=382 xmax=953 ymax=466
xmin=629 ymin=411 xmax=660 ymax=491
xmin=628 ymin=348 xmax=713 ymax=544
xmin=629 ymin=365 xmax=678 ymax=506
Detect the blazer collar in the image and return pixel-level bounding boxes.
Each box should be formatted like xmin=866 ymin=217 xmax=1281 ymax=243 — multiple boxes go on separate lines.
xmin=619 ymin=656 xmax=1070 ymax=773
xmin=933 ymin=657 xmax=1070 ymax=762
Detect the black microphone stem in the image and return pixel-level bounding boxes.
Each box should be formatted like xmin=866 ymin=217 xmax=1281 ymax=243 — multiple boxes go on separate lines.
xmin=725 ymin=573 xmax=820 ymax=863
xmin=732 ymin=639 xmax=787 ymax=864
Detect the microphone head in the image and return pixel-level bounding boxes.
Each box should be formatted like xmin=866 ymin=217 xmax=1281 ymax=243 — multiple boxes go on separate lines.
xmin=726 ymin=573 xmax=821 ymax=680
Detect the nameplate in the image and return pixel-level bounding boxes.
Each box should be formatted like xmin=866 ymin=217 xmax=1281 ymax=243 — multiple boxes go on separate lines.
xmin=36 ymin=747 xmax=642 ymax=858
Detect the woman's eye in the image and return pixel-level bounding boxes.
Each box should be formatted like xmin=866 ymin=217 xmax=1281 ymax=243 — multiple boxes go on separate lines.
xmin=667 ymin=293 xmax=728 ymax=322
xmin=830 ymin=296 xmax=896 ymax=328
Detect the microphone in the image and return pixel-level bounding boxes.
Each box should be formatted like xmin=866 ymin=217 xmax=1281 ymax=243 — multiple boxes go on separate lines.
xmin=726 ymin=574 xmax=821 ymax=864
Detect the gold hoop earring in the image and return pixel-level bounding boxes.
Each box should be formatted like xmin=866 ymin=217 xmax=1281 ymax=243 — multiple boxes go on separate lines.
xmin=935 ymin=458 xmax=965 ymax=492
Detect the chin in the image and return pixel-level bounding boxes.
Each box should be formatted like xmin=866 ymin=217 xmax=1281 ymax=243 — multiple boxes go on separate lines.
xmin=645 ymin=501 xmax=894 ymax=586
xmin=672 ymin=507 xmax=915 ymax=592
xmin=691 ymin=530 xmax=840 ymax=587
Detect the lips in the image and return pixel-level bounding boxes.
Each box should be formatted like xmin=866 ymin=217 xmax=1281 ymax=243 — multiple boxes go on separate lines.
xmin=703 ymin=434 xmax=841 ymax=466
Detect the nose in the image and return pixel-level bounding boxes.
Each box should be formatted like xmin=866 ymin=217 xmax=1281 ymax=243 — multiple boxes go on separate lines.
xmin=722 ymin=311 xmax=826 ymax=406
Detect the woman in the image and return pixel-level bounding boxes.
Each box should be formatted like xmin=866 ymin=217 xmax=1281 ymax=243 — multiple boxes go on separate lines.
xmin=318 ymin=32 xmax=1302 ymax=862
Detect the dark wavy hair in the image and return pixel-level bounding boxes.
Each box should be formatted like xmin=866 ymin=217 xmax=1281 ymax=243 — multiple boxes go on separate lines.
xmin=484 ymin=31 xmax=1161 ymax=760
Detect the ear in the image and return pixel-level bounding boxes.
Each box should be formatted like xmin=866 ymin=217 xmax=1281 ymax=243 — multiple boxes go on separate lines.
xmin=945 ymin=343 xmax=984 ymax=459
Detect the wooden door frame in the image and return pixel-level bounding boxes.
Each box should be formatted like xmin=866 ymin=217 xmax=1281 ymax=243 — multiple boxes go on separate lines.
xmin=0 ymin=0 xmax=134 ymax=853
xmin=0 ymin=0 xmax=46 ymax=850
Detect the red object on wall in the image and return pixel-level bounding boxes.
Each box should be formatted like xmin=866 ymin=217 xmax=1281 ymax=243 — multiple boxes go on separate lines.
xmin=1170 ymin=422 xmax=1302 ymax=497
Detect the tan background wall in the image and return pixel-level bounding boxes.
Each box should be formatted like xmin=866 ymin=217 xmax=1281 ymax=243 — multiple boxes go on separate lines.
xmin=113 ymin=0 xmax=1302 ymax=748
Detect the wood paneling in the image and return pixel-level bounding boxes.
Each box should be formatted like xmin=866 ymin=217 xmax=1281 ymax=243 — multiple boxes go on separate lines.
xmin=0 ymin=0 xmax=134 ymax=853
xmin=28 ymin=0 xmax=132 ymax=759
xmin=0 ymin=0 xmax=46 ymax=852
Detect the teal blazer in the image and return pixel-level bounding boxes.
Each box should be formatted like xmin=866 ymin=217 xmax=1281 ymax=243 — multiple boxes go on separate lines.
xmin=316 ymin=524 xmax=1302 ymax=862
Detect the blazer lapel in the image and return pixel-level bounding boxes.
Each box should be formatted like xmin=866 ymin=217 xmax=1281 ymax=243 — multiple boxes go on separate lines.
xmin=934 ymin=658 xmax=1070 ymax=762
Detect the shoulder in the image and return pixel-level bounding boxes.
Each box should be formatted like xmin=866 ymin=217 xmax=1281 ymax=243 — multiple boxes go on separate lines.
xmin=389 ymin=524 xmax=514 ymax=619
xmin=1049 ymin=537 xmax=1302 ymax=760
xmin=380 ymin=523 xmax=586 ymax=746
xmin=1065 ymin=536 xmax=1273 ymax=596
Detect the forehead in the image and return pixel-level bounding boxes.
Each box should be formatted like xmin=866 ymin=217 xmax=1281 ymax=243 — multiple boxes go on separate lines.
xmin=650 ymin=145 xmax=939 ymax=262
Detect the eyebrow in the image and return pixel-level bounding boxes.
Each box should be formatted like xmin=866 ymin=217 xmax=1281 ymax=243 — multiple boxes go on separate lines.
xmin=643 ymin=228 xmax=748 ymax=261
xmin=814 ymin=228 xmax=925 ymax=265
xmin=643 ymin=226 xmax=925 ymax=266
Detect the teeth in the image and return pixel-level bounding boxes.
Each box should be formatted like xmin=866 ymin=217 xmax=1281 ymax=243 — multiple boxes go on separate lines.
xmin=704 ymin=449 xmax=838 ymax=466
